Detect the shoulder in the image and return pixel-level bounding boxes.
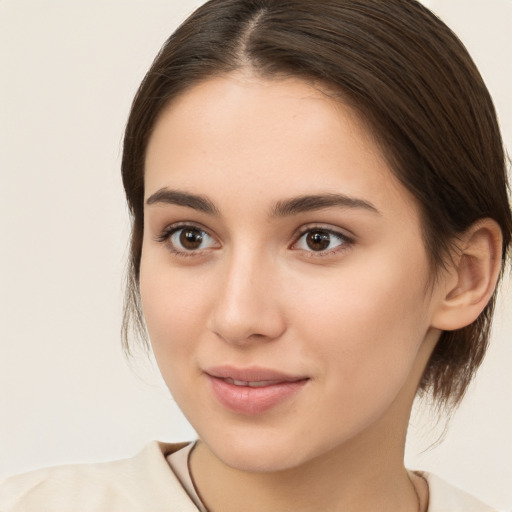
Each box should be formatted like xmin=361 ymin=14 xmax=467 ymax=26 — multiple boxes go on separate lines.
xmin=0 ymin=441 xmax=199 ymax=512
xmin=423 ymin=472 xmax=502 ymax=512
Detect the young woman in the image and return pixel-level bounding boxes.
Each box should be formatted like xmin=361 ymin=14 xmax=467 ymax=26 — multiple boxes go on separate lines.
xmin=1 ymin=1 xmax=511 ymax=510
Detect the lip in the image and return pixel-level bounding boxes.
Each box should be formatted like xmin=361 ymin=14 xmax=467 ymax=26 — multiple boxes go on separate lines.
xmin=204 ymin=365 xmax=309 ymax=415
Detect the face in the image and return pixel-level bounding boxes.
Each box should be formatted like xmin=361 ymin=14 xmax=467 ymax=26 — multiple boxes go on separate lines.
xmin=140 ymin=74 xmax=444 ymax=472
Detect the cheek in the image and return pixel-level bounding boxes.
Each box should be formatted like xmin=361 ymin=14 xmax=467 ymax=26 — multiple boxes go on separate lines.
xmin=290 ymin=251 xmax=431 ymax=396
xmin=295 ymin=252 xmax=429 ymax=337
xmin=139 ymin=252 xmax=206 ymax=358
xmin=138 ymin=266 xmax=205 ymax=415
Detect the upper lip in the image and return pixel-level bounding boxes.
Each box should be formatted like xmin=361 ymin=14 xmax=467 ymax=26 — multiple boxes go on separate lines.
xmin=204 ymin=365 xmax=308 ymax=383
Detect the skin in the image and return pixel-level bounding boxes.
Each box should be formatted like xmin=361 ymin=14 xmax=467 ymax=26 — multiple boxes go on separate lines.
xmin=140 ymin=73 xmax=466 ymax=511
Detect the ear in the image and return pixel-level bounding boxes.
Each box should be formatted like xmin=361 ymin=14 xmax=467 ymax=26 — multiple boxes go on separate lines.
xmin=432 ymin=219 xmax=503 ymax=331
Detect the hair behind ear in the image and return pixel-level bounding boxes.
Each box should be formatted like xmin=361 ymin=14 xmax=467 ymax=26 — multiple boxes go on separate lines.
xmin=420 ymin=218 xmax=505 ymax=409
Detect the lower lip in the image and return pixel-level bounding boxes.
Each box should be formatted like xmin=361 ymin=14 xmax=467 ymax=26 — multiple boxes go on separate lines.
xmin=207 ymin=375 xmax=308 ymax=415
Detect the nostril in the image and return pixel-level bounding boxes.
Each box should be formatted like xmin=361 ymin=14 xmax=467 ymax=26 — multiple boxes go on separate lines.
xmin=213 ymin=325 xmax=285 ymax=345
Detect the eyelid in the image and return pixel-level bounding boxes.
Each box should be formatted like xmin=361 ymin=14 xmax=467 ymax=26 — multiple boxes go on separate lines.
xmin=155 ymin=221 xmax=221 ymax=256
xmin=290 ymin=224 xmax=355 ymax=256
xmin=293 ymin=222 xmax=355 ymax=240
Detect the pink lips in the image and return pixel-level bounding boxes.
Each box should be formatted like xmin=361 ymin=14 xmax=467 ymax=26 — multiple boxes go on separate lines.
xmin=205 ymin=366 xmax=309 ymax=415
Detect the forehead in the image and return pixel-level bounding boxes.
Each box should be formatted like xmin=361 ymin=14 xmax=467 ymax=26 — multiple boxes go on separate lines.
xmin=144 ymin=73 xmax=417 ymax=221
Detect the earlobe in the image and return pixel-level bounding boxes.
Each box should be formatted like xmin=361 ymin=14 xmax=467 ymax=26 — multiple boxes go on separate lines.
xmin=432 ymin=219 xmax=503 ymax=331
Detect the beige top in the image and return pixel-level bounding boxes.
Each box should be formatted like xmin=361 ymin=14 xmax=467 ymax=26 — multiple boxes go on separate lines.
xmin=0 ymin=441 xmax=501 ymax=511
xmin=167 ymin=442 xmax=207 ymax=512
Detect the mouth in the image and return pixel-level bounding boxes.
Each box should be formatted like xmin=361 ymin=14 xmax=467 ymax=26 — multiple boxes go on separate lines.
xmin=204 ymin=366 xmax=309 ymax=415
xmin=223 ymin=378 xmax=287 ymax=388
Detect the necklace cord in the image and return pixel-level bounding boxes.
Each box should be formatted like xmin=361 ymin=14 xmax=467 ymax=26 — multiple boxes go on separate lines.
xmin=410 ymin=472 xmax=430 ymax=512
xmin=187 ymin=444 xmax=429 ymax=512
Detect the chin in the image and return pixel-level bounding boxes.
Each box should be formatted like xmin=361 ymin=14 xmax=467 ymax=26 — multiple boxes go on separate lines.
xmin=215 ymin=445 xmax=304 ymax=473
xmin=198 ymin=423 xmax=331 ymax=474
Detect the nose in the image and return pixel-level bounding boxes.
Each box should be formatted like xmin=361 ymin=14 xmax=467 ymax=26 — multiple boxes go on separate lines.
xmin=207 ymin=248 xmax=287 ymax=345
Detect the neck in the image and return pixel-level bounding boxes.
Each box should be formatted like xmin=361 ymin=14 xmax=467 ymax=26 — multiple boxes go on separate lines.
xmin=190 ymin=396 xmax=421 ymax=512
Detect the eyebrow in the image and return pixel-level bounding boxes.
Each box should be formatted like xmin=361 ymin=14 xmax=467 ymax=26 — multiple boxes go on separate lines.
xmin=270 ymin=193 xmax=380 ymax=217
xmin=145 ymin=188 xmax=380 ymax=217
xmin=146 ymin=188 xmax=220 ymax=215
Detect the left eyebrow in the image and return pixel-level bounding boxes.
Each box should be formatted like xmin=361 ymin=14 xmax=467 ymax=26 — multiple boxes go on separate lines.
xmin=270 ymin=193 xmax=381 ymax=217
xmin=145 ymin=188 xmax=220 ymax=216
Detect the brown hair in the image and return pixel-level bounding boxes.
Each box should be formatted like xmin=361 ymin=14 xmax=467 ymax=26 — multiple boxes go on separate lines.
xmin=121 ymin=0 xmax=512 ymax=410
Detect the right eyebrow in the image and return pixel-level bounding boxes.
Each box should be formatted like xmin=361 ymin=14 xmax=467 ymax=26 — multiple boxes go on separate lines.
xmin=270 ymin=193 xmax=380 ymax=217
xmin=145 ymin=188 xmax=220 ymax=216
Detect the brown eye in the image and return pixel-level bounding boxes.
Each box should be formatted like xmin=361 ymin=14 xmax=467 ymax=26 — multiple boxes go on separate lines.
xmin=180 ymin=228 xmax=204 ymax=250
xmin=293 ymin=227 xmax=350 ymax=255
xmin=305 ymin=230 xmax=331 ymax=251
xmin=165 ymin=226 xmax=218 ymax=253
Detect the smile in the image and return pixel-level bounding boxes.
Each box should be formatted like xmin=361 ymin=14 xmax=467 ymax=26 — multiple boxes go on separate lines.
xmin=224 ymin=378 xmax=284 ymax=388
xmin=204 ymin=366 xmax=309 ymax=415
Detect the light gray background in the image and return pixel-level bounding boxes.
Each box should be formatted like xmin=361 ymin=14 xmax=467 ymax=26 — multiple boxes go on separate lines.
xmin=1 ymin=1 xmax=511 ymax=509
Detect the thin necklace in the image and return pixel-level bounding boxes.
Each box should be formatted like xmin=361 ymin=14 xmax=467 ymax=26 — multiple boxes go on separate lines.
xmin=409 ymin=472 xmax=429 ymax=512
xmin=188 ymin=447 xmax=428 ymax=512
xmin=190 ymin=481 xmax=425 ymax=512
xmin=410 ymin=475 xmax=421 ymax=512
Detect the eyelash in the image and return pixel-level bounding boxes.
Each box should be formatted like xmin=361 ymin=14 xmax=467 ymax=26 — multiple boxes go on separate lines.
xmin=155 ymin=223 xmax=354 ymax=258
xmin=292 ymin=225 xmax=354 ymax=257
xmin=155 ymin=223 xmax=218 ymax=258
